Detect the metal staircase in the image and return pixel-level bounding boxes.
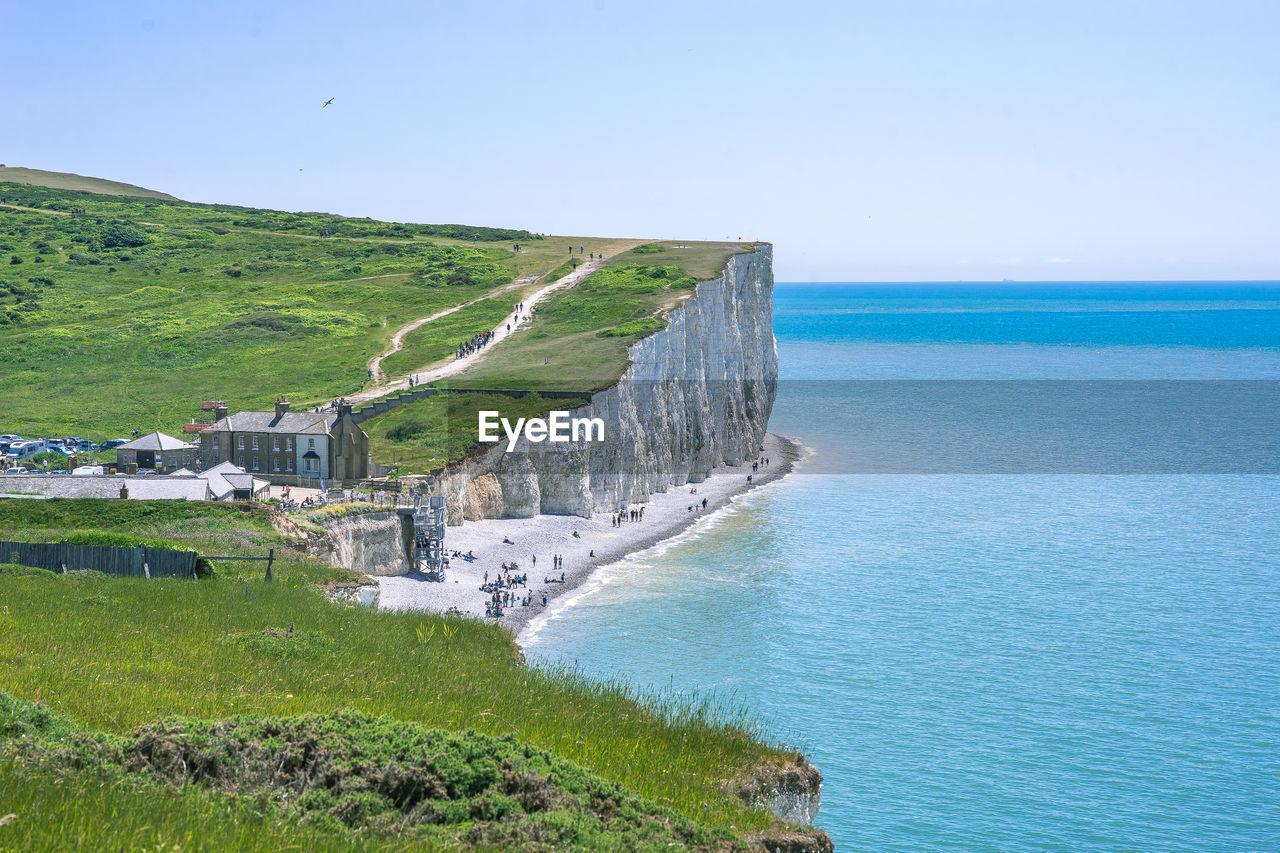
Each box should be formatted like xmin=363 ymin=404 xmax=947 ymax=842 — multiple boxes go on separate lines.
xmin=413 ymin=494 xmax=446 ymax=580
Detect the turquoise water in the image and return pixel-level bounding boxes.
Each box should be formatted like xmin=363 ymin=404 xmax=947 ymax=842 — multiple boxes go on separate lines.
xmin=523 ymin=283 xmax=1280 ymax=851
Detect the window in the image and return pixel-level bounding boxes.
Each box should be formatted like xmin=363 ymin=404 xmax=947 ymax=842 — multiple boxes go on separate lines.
xmin=273 ymin=457 xmax=280 ymax=472
xmin=272 ymin=437 xmax=279 ymax=451
xmin=212 ymin=436 xmax=220 ymax=452
xmin=237 ymin=436 xmax=244 ymax=450
xmin=251 ymin=436 xmax=259 ymax=450
xmin=304 ymin=457 xmax=313 ymax=472
xmin=308 ymin=437 xmax=315 ymax=449
xmin=286 ymin=457 xmax=294 ymax=472
xmin=285 ymin=437 xmax=293 ymax=451
xmin=166 ymin=454 xmax=176 ymax=468
xmin=252 ymin=455 xmax=259 ymax=471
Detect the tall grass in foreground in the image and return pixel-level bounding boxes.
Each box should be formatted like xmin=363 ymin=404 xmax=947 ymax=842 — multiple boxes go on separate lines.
xmin=0 ymin=761 xmax=400 ymax=852
xmin=0 ymin=572 xmax=784 ymax=835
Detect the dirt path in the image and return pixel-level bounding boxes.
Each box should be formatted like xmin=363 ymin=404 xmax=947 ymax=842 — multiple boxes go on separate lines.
xmin=0 ymin=202 xmax=69 ymax=216
xmin=365 ymin=273 xmax=540 ymax=383
xmin=345 ymin=257 xmax=611 ymax=405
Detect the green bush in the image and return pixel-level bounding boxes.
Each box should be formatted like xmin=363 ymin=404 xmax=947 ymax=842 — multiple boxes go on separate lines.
xmin=632 ymin=243 xmax=667 ymax=254
xmin=99 ymin=223 xmax=149 ymax=249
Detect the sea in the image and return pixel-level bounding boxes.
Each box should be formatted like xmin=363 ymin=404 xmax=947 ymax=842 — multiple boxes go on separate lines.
xmin=520 ymin=282 xmax=1280 ymax=852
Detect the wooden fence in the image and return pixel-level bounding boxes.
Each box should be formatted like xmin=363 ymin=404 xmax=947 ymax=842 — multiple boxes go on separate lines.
xmin=0 ymin=541 xmax=197 ymax=578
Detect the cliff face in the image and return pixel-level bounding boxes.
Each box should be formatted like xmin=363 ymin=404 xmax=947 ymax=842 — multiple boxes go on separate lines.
xmin=434 ymin=246 xmax=778 ymax=523
xmin=315 ymin=511 xmax=412 ymax=576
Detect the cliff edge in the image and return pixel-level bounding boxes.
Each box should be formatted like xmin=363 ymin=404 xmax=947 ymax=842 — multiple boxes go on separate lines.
xmin=434 ymin=245 xmax=778 ymax=522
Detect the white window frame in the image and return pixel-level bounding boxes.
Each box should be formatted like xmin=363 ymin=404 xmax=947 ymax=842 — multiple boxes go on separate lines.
xmin=237 ymin=436 xmax=244 ymax=450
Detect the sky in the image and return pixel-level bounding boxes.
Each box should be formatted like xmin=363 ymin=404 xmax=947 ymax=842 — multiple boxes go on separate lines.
xmin=3 ymin=0 xmax=1278 ymax=281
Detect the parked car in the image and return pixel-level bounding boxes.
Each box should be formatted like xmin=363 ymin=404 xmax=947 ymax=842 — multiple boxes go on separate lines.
xmin=71 ymin=465 xmax=105 ymax=476
xmin=4 ymin=466 xmax=30 ymax=474
xmin=98 ymin=438 xmax=129 ymax=451
xmin=74 ymin=439 xmax=97 ymax=452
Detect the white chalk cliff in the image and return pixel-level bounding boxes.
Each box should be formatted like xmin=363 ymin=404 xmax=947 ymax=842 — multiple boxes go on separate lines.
xmin=434 ymin=245 xmax=778 ymax=523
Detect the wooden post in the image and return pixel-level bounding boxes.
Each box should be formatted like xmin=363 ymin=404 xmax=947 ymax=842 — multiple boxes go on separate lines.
xmin=265 ymin=548 xmax=274 ymax=583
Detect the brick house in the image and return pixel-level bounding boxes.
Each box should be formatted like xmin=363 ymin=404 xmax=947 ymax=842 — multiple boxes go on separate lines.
xmin=199 ymin=398 xmax=368 ymax=483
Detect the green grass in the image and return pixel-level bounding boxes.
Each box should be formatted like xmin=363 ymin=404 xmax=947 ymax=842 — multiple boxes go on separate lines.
xmin=0 ymin=500 xmax=795 ymax=843
xmin=0 ymin=694 xmax=726 ymax=851
xmin=540 ymin=256 xmax=584 ymax=283
xmin=0 ymin=760 xmax=401 ymax=852
xmin=0 ymin=570 xmax=786 ymax=838
xmin=448 ymin=264 xmax=699 ymax=392
xmin=379 ymin=296 xmax=517 ymax=379
xmin=362 ymin=392 xmax=588 ymax=474
xmin=0 ymin=183 xmax=533 ymax=439
xmin=607 ymin=240 xmax=761 ymax=281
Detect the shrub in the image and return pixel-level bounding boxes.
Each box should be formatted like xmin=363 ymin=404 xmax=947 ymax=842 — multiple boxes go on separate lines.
xmin=632 ymin=243 xmax=667 ymax=254
xmin=99 ymin=223 xmax=149 ymax=249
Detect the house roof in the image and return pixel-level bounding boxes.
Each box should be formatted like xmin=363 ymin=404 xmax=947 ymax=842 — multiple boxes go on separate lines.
xmin=118 ymin=431 xmax=197 ymax=452
xmin=208 ymin=411 xmax=336 ymax=436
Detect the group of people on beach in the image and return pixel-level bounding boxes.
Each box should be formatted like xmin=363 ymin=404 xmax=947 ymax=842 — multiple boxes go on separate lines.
xmin=456 ymin=330 xmax=494 ymax=360
xmin=482 ymin=562 xmax=530 ymax=617
xmin=613 ymin=507 xmax=645 ymax=526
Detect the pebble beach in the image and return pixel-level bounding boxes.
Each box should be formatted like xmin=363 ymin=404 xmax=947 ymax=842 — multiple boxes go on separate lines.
xmin=377 ymin=432 xmax=801 ymax=636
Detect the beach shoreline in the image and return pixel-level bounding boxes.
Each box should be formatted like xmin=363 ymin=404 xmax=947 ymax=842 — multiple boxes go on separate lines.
xmin=378 ymin=432 xmax=803 ymax=637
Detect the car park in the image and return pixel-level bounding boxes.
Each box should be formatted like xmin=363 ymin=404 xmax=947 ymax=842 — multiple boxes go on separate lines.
xmin=4 ymin=466 xmax=30 ymax=474
xmin=98 ymin=438 xmax=129 ymax=451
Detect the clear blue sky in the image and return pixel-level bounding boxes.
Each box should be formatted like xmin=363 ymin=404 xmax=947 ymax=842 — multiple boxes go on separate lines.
xmin=4 ymin=1 xmax=1277 ymax=280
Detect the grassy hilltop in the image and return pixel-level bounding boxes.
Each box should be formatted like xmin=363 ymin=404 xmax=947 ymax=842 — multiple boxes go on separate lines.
xmin=0 ymin=177 xmax=753 ymax=455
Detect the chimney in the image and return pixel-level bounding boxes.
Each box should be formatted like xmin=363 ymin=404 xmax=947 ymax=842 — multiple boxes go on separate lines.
xmin=339 ymin=402 xmax=353 ymax=417
xmin=215 ymin=404 xmax=229 ymax=422
xmin=274 ymin=396 xmax=290 ymax=419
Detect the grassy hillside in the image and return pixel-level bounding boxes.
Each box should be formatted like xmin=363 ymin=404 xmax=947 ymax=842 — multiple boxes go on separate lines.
xmin=0 ymin=183 xmax=533 ymax=439
xmin=0 ymin=166 xmax=179 ymax=200
xmin=0 ymin=179 xmax=756 ymax=472
xmin=0 ymin=500 xmax=803 ymax=849
xmin=446 ymin=262 xmax=706 ymax=392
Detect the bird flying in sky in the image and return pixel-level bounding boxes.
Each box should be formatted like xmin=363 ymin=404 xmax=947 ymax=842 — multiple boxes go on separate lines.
xmin=322 ymin=97 xmax=334 ymax=108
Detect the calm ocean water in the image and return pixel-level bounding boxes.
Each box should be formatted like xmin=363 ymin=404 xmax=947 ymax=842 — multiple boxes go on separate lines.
xmin=522 ymin=283 xmax=1280 ymax=851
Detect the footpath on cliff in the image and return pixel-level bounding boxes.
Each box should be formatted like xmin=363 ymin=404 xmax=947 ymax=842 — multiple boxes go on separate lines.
xmin=378 ymin=431 xmax=804 ymax=636
xmin=347 ymin=254 xmax=614 ymax=405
